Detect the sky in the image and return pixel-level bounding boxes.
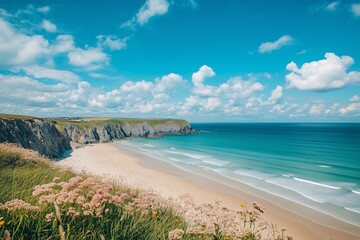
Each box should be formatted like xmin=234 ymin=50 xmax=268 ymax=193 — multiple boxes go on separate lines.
xmin=0 ymin=0 xmax=359 ymax=122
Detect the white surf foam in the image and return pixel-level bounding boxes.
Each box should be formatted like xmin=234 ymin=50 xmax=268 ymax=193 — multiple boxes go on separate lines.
xmin=293 ymin=177 xmax=341 ymax=190
xmin=201 ymin=159 xmax=229 ymax=166
xmin=318 ymin=165 xmax=331 ymax=168
xmin=352 ymin=190 xmax=360 ymax=195
xmin=345 ymin=207 xmax=360 ymax=214
xmin=164 ymin=150 xmax=210 ymax=160
xmin=234 ymin=170 xmax=266 ymax=180
xmin=265 ymin=179 xmax=326 ymax=203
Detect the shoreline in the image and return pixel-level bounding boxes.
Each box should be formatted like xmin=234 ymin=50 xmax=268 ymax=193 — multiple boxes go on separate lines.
xmin=56 ymin=142 xmax=360 ymax=240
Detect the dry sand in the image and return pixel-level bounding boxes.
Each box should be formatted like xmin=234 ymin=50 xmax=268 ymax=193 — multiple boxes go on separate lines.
xmin=57 ymin=142 xmax=360 ymax=240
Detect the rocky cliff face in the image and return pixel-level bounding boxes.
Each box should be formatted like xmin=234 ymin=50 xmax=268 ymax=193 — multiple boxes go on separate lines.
xmin=0 ymin=119 xmax=71 ymax=158
xmin=62 ymin=121 xmax=193 ymax=144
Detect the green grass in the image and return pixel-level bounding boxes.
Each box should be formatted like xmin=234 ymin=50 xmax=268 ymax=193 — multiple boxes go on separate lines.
xmin=0 ymin=113 xmax=190 ymax=131
xmin=0 ymin=114 xmax=38 ymax=121
xmin=54 ymin=118 xmax=190 ymax=130
xmin=0 ymin=144 xmax=190 ymax=240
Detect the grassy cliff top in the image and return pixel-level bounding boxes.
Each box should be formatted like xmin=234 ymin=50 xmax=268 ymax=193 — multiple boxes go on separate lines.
xmin=0 ymin=113 xmax=190 ymax=129
xmin=0 ymin=113 xmax=38 ymax=120
xmin=54 ymin=117 xmax=190 ymax=129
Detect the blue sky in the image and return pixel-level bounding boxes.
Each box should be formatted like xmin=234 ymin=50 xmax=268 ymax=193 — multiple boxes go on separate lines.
xmin=0 ymin=0 xmax=359 ymax=122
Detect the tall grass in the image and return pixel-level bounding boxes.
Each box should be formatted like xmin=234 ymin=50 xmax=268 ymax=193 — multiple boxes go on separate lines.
xmin=0 ymin=144 xmax=292 ymax=240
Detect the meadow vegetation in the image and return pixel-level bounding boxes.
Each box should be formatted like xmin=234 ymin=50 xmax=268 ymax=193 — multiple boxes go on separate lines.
xmin=0 ymin=144 xmax=292 ymax=240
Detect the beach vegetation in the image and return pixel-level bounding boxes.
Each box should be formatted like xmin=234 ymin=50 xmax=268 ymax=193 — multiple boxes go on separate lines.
xmin=0 ymin=143 xmax=292 ymax=239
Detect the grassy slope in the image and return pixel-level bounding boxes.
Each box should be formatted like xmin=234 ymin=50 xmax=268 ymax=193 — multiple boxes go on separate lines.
xmin=0 ymin=144 xmax=188 ymax=240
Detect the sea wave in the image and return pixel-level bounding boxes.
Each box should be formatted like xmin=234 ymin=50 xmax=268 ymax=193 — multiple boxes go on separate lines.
xmin=164 ymin=150 xmax=210 ymax=160
xmin=234 ymin=170 xmax=267 ymax=180
xmin=345 ymin=207 xmax=360 ymax=214
xmin=265 ymin=179 xmax=326 ymax=203
xmin=352 ymin=190 xmax=360 ymax=195
xmin=293 ymin=177 xmax=341 ymax=190
xmin=201 ymin=158 xmax=229 ymax=166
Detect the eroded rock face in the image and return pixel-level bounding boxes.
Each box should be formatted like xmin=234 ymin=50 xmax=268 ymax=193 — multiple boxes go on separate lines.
xmin=0 ymin=119 xmax=71 ymax=158
xmin=62 ymin=121 xmax=193 ymax=144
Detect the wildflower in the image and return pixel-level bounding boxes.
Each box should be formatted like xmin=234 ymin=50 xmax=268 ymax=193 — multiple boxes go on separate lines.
xmin=45 ymin=213 xmax=55 ymax=222
xmin=168 ymin=229 xmax=184 ymax=240
xmin=253 ymin=202 xmax=265 ymax=213
xmin=240 ymin=202 xmax=247 ymax=208
xmin=152 ymin=210 xmax=158 ymax=216
xmin=0 ymin=217 xmax=4 ymax=228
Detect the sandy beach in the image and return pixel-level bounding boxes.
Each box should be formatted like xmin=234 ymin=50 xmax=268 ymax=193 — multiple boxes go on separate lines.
xmin=57 ymin=142 xmax=360 ymax=240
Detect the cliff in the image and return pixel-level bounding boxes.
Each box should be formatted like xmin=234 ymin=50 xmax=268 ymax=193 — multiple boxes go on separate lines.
xmin=0 ymin=115 xmax=193 ymax=157
xmin=58 ymin=118 xmax=193 ymax=144
xmin=0 ymin=115 xmax=71 ymax=158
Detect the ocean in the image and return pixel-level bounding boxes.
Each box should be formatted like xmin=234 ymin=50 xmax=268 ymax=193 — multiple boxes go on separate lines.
xmin=117 ymin=123 xmax=360 ymax=226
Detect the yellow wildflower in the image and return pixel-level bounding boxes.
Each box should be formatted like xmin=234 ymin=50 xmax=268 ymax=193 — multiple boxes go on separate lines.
xmin=152 ymin=211 xmax=158 ymax=216
xmin=0 ymin=218 xmax=5 ymax=228
xmin=240 ymin=202 xmax=247 ymax=208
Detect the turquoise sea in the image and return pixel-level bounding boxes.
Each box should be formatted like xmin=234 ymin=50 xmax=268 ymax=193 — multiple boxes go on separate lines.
xmin=118 ymin=123 xmax=360 ymax=226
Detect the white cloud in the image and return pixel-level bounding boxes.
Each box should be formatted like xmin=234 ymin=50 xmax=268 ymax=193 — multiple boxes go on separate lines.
xmin=136 ymin=0 xmax=169 ymax=25
xmin=41 ymin=19 xmax=57 ymax=32
xmin=68 ymin=47 xmax=109 ymax=69
xmin=192 ymin=65 xmax=215 ymax=85
xmin=0 ymin=19 xmax=50 ymax=66
xmin=296 ymin=50 xmax=307 ymax=55
xmin=51 ymin=34 xmax=75 ymax=54
xmin=97 ymin=35 xmax=128 ymax=51
xmin=326 ymin=1 xmax=340 ymax=11
xmin=309 ymin=103 xmax=325 ymax=115
xmin=265 ymin=86 xmax=283 ymax=105
xmin=350 ymin=95 xmax=360 ymax=102
xmin=23 ymin=65 xmax=80 ymax=84
xmin=340 ymin=102 xmax=360 ymax=114
xmin=219 ymin=77 xmax=264 ymax=100
xmin=154 ymin=73 xmax=185 ymax=94
xmin=259 ymin=35 xmax=293 ymax=53
xmin=351 ymin=3 xmax=360 ymax=17
xmin=37 ymin=6 xmax=50 ymax=13
xmin=123 ymin=0 xmax=169 ymax=27
xmin=286 ymin=52 xmax=360 ymax=91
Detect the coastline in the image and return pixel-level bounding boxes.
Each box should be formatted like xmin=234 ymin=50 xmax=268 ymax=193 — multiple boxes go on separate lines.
xmin=56 ymin=142 xmax=360 ymax=240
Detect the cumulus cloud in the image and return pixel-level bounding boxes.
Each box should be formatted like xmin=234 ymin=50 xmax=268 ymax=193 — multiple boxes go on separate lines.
xmin=22 ymin=65 xmax=80 ymax=84
xmin=122 ymin=0 xmax=169 ymax=27
xmin=51 ymin=34 xmax=75 ymax=54
xmin=351 ymin=3 xmax=360 ymax=17
xmin=259 ymin=35 xmax=293 ymax=53
xmin=265 ymin=86 xmax=283 ymax=105
xmin=68 ymin=47 xmax=109 ymax=69
xmin=340 ymin=102 xmax=360 ymax=114
xmin=41 ymin=19 xmax=57 ymax=32
xmin=309 ymin=103 xmax=325 ymax=115
xmin=97 ymin=35 xmax=128 ymax=51
xmin=0 ymin=19 xmax=50 ymax=66
xmin=286 ymin=52 xmax=360 ymax=91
